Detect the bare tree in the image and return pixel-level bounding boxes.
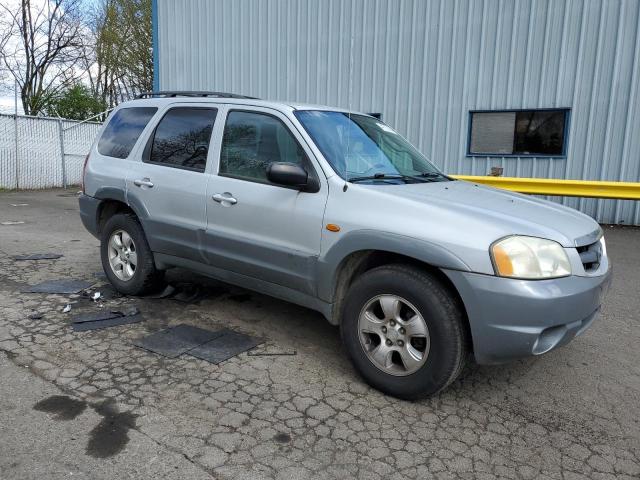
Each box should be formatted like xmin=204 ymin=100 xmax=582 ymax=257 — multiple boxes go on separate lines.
xmin=80 ymin=0 xmax=152 ymax=111
xmin=0 ymin=0 xmax=84 ymax=115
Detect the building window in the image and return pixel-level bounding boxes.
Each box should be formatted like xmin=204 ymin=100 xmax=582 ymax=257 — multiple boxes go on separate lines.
xmin=468 ymin=109 xmax=569 ymax=157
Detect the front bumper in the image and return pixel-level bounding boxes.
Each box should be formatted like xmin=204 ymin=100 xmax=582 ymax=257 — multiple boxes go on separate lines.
xmin=443 ymin=268 xmax=612 ymax=364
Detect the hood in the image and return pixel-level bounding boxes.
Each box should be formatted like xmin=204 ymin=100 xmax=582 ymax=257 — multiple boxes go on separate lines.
xmin=363 ymin=179 xmax=601 ymax=248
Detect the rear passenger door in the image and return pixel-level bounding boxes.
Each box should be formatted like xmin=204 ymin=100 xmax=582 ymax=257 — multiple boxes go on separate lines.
xmin=126 ymin=105 xmax=218 ymax=262
xmin=204 ymin=107 xmax=328 ymax=295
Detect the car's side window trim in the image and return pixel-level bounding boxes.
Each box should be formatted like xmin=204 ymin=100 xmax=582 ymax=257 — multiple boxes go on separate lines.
xmin=217 ymin=108 xmax=321 ymax=189
xmin=142 ymin=106 xmax=218 ymax=173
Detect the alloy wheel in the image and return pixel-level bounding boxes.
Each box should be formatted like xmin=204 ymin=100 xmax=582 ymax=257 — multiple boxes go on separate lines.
xmin=358 ymin=294 xmax=430 ymax=376
xmin=107 ymin=229 xmax=137 ymax=281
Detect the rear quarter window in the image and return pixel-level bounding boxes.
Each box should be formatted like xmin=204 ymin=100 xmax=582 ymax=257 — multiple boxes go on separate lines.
xmin=98 ymin=107 xmax=157 ymax=159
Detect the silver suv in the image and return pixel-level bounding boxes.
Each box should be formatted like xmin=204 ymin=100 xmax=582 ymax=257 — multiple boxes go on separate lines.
xmin=79 ymin=92 xmax=611 ymax=399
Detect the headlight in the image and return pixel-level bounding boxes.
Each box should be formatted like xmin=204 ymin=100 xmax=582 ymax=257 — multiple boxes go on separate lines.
xmin=491 ymin=236 xmax=571 ymax=279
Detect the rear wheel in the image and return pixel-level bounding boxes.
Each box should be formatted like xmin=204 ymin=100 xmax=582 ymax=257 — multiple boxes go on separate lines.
xmin=341 ymin=264 xmax=468 ymax=399
xmin=100 ymin=213 xmax=163 ymax=295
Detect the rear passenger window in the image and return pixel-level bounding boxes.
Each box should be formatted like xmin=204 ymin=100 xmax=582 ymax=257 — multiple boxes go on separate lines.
xmin=98 ymin=107 xmax=157 ymax=159
xmin=220 ymin=111 xmax=307 ymax=182
xmin=148 ymin=107 xmax=217 ymax=172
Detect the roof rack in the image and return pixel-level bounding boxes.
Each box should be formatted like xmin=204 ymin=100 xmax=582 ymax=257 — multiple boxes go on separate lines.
xmin=135 ymin=91 xmax=259 ymax=100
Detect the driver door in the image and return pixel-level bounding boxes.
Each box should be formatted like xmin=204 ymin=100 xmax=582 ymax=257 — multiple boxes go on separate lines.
xmin=204 ymin=106 xmax=328 ymax=295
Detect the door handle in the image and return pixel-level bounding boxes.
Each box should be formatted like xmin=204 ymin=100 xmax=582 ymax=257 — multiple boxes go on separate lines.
xmin=212 ymin=192 xmax=237 ymax=205
xmin=133 ymin=178 xmax=154 ymax=188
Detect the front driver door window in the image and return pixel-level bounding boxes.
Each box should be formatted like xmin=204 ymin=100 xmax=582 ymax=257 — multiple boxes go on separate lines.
xmin=219 ymin=110 xmax=308 ymax=182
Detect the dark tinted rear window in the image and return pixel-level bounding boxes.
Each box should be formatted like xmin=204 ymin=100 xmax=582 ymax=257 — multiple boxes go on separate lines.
xmin=148 ymin=107 xmax=217 ymax=172
xmin=98 ymin=107 xmax=157 ymax=159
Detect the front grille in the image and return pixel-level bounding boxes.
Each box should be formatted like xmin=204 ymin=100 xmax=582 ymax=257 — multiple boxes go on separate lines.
xmin=577 ymin=239 xmax=602 ymax=272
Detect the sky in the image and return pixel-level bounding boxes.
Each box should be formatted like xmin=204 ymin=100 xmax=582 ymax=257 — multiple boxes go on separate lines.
xmin=0 ymin=95 xmax=22 ymax=115
xmin=0 ymin=82 xmax=23 ymax=115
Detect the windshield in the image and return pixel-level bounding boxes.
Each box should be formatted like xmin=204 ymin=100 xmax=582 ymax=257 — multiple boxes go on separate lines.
xmin=294 ymin=110 xmax=448 ymax=183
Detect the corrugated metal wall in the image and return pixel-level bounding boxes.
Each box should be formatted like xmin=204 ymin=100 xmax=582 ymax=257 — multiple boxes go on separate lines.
xmin=156 ymin=0 xmax=640 ymax=224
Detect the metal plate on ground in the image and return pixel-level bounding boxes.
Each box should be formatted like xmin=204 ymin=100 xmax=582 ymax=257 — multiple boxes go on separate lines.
xmin=72 ymin=314 xmax=143 ymax=332
xmin=24 ymin=279 xmax=94 ymax=294
xmin=12 ymin=253 xmax=63 ymax=260
xmin=188 ymin=331 xmax=263 ymax=365
xmin=133 ymin=324 xmax=226 ymax=358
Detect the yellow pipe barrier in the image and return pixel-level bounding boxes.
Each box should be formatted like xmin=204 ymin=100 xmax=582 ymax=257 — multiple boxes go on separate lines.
xmin=450 ymin=175 xmax=640 ymax=200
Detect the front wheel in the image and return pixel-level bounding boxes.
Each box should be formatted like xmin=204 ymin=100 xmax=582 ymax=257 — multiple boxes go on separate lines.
xmin=340 ymin=264 xmax=468 ymax=399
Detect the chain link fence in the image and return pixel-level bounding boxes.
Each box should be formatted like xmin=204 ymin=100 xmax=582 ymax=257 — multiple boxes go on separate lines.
xmin=0 ymin=113 xmax=102 ymax=189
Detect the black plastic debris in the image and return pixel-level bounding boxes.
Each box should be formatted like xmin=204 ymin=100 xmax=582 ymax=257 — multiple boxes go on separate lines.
xmin=149 ymin=284 xmax=176 ymax=299
xmin=133 ymin=324 xmax=226 ymax=358
xmin=28 ymin=312 xmax=44 ymax=320
xmin=12 ymin=253 xmax=63 ymax=261
xmin=146 ymin=283 xmax=213 ymax=304
xmin=72 ymin=314 xmax=142 ymax=332
xmin=188 ymin=330 xmax=263 ymax=365
xmin=228 ymin=293 xmax=252 ymax=303
xmin=24 ymin=279 xmax=94 ymax=294
xmin=71 ymin=308 xmax=142 ymax=332
xmin=71 ymin=311 xmax=124 ymax=324
xmin=172 ymin=285 xmax=204 ymax=304
xmin=80 ymin=285 xmax=122 ymax=302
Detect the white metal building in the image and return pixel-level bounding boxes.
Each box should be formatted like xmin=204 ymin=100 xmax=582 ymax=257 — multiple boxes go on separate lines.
xmin=153 ymin=0 xmax=640 ymax=224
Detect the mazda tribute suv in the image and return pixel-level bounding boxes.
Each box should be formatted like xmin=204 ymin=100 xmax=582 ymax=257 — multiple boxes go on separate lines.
xmin=79 ymin=92 xmax=611 ymax=399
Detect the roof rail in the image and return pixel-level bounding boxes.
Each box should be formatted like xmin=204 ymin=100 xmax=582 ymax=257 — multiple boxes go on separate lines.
xmin=135 ymin=91 xmax=259 ymax=100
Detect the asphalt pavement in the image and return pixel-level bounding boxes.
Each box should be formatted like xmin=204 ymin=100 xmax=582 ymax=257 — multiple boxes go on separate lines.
xmin=0 ymin=189 xmax=638 ymax=479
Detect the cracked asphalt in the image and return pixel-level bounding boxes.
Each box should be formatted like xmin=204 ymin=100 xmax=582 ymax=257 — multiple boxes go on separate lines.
xmin=0 ymin=189 xmax=639 ymax=480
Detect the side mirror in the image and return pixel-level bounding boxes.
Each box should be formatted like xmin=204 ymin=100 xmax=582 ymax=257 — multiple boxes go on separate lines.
xmin=267 ymin=162 xmax=317 ymax=191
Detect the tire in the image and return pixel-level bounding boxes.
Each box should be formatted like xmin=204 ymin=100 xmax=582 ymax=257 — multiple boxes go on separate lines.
xmin=100 ymin=213 xmax=164 ymax=296
xmin=340 ymin=264 xmax=468 ymax=399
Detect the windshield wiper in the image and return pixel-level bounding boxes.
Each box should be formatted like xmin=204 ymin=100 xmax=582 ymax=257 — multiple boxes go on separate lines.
xmin=414 ymin=171 xmax=448 ymax=179
xmin=348 ymin=173 xmax=414 ymax=183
